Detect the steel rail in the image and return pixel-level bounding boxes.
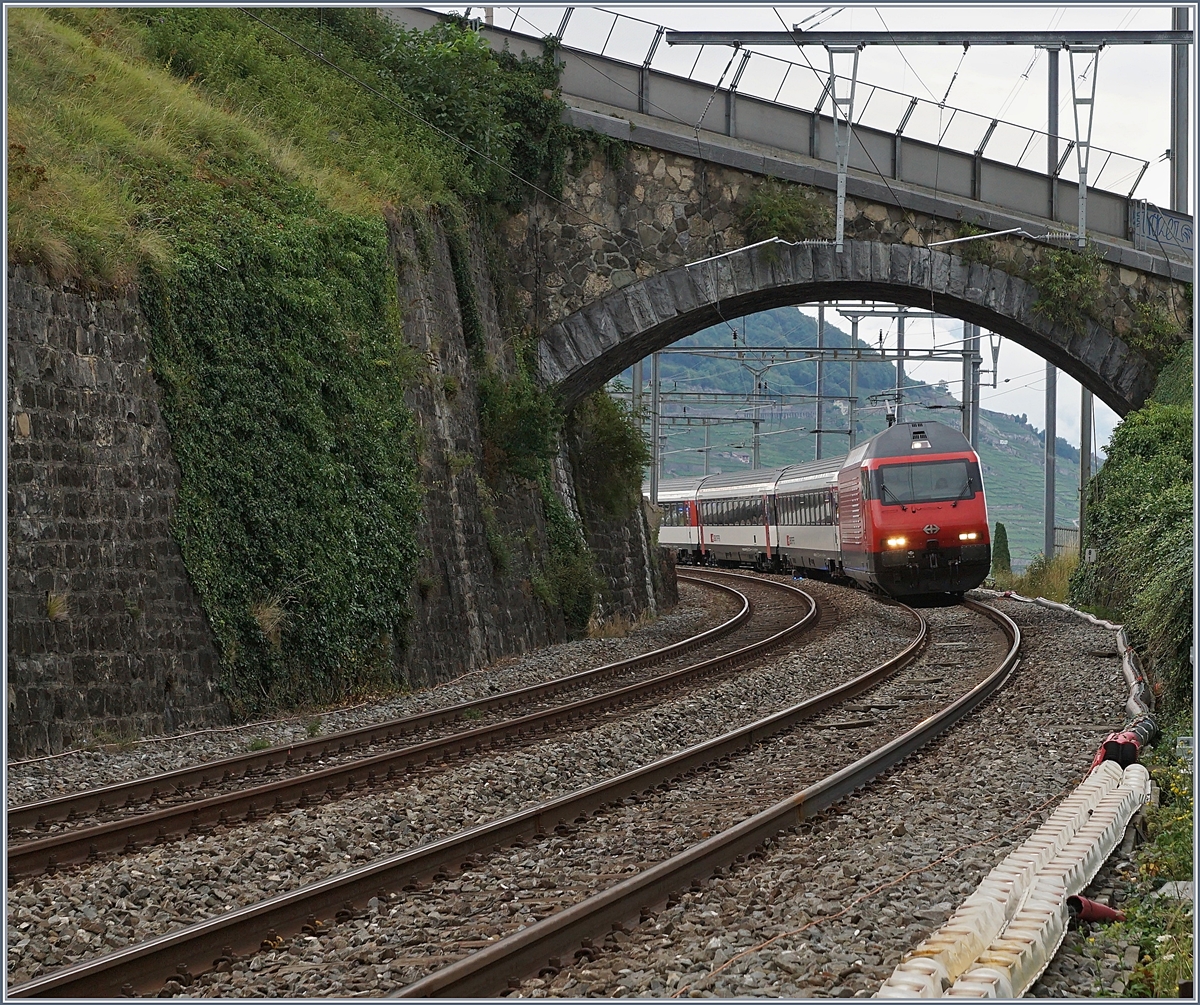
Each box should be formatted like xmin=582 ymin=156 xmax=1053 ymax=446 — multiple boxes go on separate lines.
xmin=9 ymin=580 xmax=931 ymax=999
xmin=7 ymin=577 xmax=807 ymax=878
xmin=8 ymin=574 xmax=747 ymax=836
xmin=394 ymin=598 xmax=1020 ymax=999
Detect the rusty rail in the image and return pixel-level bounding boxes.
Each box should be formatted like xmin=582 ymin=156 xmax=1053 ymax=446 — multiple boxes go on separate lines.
xmin=394 ymin=599 xmax=1020 ymax=998
xmin=8 ymin=574 xmax=747 ymax=836
xmin=8 ymin=576 xmax=835 ymax=998
xmin=9 ymin=576 xmax=781 ymax=877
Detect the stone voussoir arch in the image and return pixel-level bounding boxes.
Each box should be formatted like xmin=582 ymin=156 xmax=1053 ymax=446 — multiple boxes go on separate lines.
xmin=538 ymin=238 xmax=1157 ymax=418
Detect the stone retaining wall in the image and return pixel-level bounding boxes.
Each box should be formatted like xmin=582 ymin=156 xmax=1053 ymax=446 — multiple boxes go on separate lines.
xmin=6 ymin=265 xmax=229 ymax=756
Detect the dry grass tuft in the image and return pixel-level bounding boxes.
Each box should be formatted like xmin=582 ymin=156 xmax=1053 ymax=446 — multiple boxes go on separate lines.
xmin=250 ymin=595 xmax=288 ymax=648
xmin=994 ymin=550 xmax=1079 ymax=603
xmin=45 ymin=591 xmax=70 ymax=623
xmin=587 ymin=609 xmax=657 ymax=640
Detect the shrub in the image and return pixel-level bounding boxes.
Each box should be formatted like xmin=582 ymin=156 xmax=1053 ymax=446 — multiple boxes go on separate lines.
xmin=1028 ymin=246 xmax=1103 ymax=335
xmin=569 ymin=391 xmax=649 ymax=519
xmin=478 ymin=362 xmax=563 ymax=483
xmin=738 ymin=178 xmax=832 ymax=244
xmin=991 ymin=521 xmax=1011 ymax=575
xmin=1003 ymin=551 xmax=1078 ymax=602
xmin=536 ymin=474 xmax=599 ymax=637
xmin=1070 ymin=403 xmax=1193 ymax=712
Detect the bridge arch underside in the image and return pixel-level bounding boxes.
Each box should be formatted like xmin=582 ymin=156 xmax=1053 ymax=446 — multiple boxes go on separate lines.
xmin=539 ymin=241 xmax=1157 ymax=418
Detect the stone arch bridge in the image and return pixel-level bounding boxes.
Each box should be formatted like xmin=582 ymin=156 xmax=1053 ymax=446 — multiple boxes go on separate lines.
xmin=505 ymin=141 xmax=1190 ymax=418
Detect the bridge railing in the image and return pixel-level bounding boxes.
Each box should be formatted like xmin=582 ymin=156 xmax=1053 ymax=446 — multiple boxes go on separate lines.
xmin=490 ymin=5 xmax=1150 ymax=193
xmin=396 ymin=7 xmax=1191 ymax=262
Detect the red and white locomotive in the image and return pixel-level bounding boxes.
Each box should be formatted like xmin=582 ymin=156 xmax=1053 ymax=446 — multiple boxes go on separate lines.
xmin=655 ymin=420 xmax=991 ymax=597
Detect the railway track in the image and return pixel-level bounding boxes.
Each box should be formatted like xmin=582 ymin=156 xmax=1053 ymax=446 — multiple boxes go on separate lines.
xmin=390 ymin=598 xmax=1020 ymax=998
xmin=7 ymin=575 xmax=747 ymax=841
xmin=6 ymin=573 xmax=813 ymax=882
xmin=7 ymin=575 xmax=940 ymax=999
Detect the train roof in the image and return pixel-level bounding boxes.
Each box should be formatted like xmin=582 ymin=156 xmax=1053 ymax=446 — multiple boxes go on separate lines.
xmin=651 ymin=476 xmax=708 ymax=503
xmin=849 ymin=420 xmax=975 ymax=464
xmin=650 ymin=454 xmax=844 ymax=503
xmin=646 ymin=422 xmax=971 ymax=503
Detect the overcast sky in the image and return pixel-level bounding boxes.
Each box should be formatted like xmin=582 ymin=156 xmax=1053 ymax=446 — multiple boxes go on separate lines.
xmin=428 ymin=4 xmax=1194 ymax=451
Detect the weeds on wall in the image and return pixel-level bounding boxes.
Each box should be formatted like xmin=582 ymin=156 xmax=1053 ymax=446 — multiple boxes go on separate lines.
xmin=1125 ymin=298 xmax=1185 ymax=366
xmin=1069 ymin=402 xmax=1193 ymax=712
xmin=535 ymin=473 xmax=600 ymax=637
xmin=953 ymin=221 xmax=1000 ymax=268
xmin=738 ymin=178 xmax=832 ymax=245
xmin=1027 ymin=246 xmax=1103 ymax=336
xmin=569 ymin=391 xmax=650 ymax=521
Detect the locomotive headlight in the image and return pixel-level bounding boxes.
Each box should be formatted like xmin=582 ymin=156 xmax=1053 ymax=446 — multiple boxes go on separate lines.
xmin=958 ymin=531 xmax=979 ymax=541
xmin=885 ymin=536 xmax=907 ymax=548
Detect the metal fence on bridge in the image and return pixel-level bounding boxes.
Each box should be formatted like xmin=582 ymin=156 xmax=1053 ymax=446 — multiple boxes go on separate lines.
xmin=396 ymin=6 xmax=1192 ymax=263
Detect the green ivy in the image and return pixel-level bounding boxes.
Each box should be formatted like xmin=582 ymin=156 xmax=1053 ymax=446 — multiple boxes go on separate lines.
xmin=1028 ymin=246 xmax=1103 ymax=335
xmin=536 ymin=472 xmax=599 ymax=637
xmin=569 ymin=391 xmax=650 ymax=520
xmin=137 ymin=153 xmax=422 ymax=718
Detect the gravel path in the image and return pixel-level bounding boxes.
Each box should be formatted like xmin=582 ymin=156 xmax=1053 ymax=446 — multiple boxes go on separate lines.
xmin=7 ymin=579 xmax=914 ymax=988
xmin=6 ymin=581 xmax=740 ymax=808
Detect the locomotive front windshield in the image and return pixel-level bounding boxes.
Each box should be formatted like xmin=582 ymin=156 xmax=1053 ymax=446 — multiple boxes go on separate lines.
xmin=873 ymin=459 xmax=980 ymax=505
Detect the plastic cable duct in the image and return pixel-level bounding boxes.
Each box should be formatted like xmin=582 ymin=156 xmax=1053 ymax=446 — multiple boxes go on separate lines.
xmin=946 ymin=763 xmax=1151 ymax=998
xmin=877 ymin=762 xmax=1150 ymax=998
xmin=874 ymin=760 xmax=1124 ymax=998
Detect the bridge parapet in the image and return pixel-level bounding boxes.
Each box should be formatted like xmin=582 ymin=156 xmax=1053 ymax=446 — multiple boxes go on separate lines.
xmin=389 ymin=6 xmax=1192 ymax=271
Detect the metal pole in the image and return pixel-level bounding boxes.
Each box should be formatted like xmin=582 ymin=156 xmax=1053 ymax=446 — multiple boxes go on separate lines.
xmin=1047 ymin=47 xmax=1059 ymax=220
xmin=1080 ymin=387 xmax=1093 ymax=542
xmin=1172 ymin=7 xmax=1190 ymax=212
xmin=752 ymin=399 xmax=761 ymax=470
xmin=970 ymin=326 xmax=981 ymax=446
xmin=704 ymin=419 xmax=711 ymax=476
xmin=961 ymin=323 xmax=973 ymax=439
xmin=650 ymin=352 xmax=660 ymax=503
xmin=631 ymin=359 xmax=643 ymax=417
xmin=895 ymin=308 xmax=906 ymax=422
xmin=849 ymin=318 xmax=859 ymax=448
xmin=1044 ymin=362 xmax=1057 ymax=560
xmin=816 ymin=303 xmax=825 ymax=459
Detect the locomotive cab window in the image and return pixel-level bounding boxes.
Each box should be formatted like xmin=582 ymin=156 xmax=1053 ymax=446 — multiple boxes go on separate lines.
xmin=874 ymin=460 xmax=981 ymax=505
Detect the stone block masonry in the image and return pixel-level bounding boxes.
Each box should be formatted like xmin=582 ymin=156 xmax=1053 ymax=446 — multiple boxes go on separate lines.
xmin=7 ymin=265 xmax=229 ymax=757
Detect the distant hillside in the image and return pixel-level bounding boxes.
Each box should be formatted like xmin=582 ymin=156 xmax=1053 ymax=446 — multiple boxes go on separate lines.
xmin=623 ymin=306 xmax=1089 ymax=569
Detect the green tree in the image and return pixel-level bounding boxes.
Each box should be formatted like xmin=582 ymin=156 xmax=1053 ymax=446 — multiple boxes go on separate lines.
xmin=992 ymin=522 xmax=1012 ymax=574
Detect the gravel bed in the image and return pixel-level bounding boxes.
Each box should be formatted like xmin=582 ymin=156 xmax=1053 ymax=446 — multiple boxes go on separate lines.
xmin=6 ymin=580 xmax=916 ymax=989
xmin=9 ymin=580 xmax=787 ymax=839
xmin=181 ymin=602 xmax=997 ymax=998
xmin=486 ymin=595 xmax=1130 ymax=999
xmin=6 ymin=581 xmax=740 ymax=808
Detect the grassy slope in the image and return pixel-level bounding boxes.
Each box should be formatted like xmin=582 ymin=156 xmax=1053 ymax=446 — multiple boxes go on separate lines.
xmin=6 ymin=8 xmax=463 ymax=713
xmin=6 ymin=7 xmax=462 ymax=284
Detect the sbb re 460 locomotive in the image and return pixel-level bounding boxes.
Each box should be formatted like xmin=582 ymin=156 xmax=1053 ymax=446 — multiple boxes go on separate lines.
xmin=654 ymin=420 xmax=991 ymax=597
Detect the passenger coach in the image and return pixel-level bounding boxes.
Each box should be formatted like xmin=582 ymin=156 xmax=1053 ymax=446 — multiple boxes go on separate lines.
xmin=654 ymin=421 xmax=991 ymax=597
